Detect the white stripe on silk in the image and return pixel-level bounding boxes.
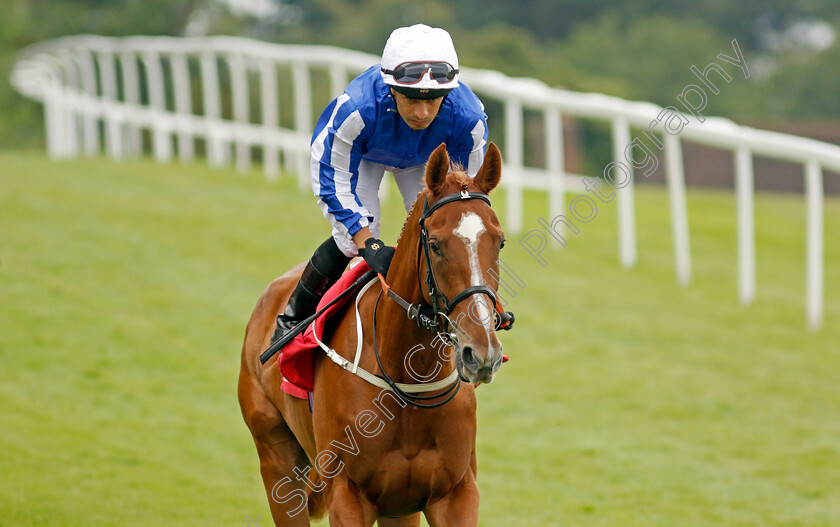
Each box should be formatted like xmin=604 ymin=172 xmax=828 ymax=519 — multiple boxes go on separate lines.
xmin=330 ymin=109 xmax=368 ymax=215
xmin=310 ymin=93 xmax=350 ymax=196
xmin=467 ymin=119 xmax=487 ymax=177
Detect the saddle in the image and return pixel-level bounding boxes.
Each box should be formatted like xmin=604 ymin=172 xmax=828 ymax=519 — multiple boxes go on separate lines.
xmin=278 ymin=259 xmax=372 ymax=398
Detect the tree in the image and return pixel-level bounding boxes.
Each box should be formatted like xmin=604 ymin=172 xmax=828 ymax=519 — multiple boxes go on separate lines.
xmin=763 ymin=39 xmax=840 ymax=119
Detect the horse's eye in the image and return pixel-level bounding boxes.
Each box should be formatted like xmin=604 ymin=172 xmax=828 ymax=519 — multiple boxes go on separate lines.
xmin=429 ymin=240 xmax=442 ymax=255
xmin=500 ymin=238 xmax=506 ymax=250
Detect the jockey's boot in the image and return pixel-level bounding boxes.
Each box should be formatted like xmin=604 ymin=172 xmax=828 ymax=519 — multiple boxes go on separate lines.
xmin=271 ymin=237 xmax=350 ymax=346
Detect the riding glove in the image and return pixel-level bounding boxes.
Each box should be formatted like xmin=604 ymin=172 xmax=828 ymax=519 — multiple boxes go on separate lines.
xmin=360 ymin=238 xmax=395 ymax=276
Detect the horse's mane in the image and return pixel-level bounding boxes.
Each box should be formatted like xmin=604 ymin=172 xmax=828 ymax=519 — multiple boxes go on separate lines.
xmin=395 ymin=163 xmax=471 ymax=247
xmin=396 ymin=191 xmax=425 ymax=248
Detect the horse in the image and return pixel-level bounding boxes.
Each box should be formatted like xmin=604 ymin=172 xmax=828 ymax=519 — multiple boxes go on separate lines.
xmin=238 ymin=142 xmax=507 ymax=526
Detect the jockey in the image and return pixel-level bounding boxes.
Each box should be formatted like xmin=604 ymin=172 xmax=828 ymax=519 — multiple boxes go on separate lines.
xmin=272 ymin=23 xmax=489 ymax=344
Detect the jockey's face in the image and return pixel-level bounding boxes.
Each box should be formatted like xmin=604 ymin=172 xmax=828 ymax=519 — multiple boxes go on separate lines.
xmin=391 ymin=88 xmax=444 ymax=130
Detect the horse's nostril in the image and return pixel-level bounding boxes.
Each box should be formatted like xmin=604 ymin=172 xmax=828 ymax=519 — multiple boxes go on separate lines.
xmin=462 ymin=346 xmax=478 ymax=369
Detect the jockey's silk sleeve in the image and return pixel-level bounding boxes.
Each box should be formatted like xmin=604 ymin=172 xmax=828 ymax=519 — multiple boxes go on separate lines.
xmin=450 ymin=118 xmax=488 ymax=177
xmin=310 ymin=93 xmax=372 ymax=238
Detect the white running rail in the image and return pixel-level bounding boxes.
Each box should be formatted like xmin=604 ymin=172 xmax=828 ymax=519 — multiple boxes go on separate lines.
xmin=10 ymin=34 xmax=837 ymax=329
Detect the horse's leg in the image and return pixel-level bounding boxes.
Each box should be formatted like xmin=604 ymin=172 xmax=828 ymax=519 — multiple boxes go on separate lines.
xmin=326 ymin=475 xmax=377 ymax=527
xmin=377 ymin=514 xmax=421 ymax=526
xmin=255 ymin=430 xmax=314 ymax=526
xmin=422 ymin=473 xmax=480 ymax=527
xmin=245 ymin=401 xmax=314 ymax=525
xmin=239 ymin=266 xmax=322 ymax=525
xmin=240 ymin=366 xmax=313 ymax=526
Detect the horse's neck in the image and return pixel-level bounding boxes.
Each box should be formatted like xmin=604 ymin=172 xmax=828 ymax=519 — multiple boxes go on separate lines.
xmin=373 ymin=197 xmax=451 ymax=382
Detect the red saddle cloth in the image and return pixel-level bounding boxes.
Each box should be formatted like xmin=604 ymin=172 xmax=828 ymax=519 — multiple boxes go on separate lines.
xmin=278 ymin=260 xmax=372 ymax=399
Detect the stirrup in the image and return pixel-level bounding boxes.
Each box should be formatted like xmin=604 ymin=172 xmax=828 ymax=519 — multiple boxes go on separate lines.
xmin=270 ymin=313 xmax=303 ymax=346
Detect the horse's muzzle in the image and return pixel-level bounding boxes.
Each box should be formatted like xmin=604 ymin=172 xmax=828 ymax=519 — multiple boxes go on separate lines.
xmin=459 ymin=345 xmax=502 ymax=384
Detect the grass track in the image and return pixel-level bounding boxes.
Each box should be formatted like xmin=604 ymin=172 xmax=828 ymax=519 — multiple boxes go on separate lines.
xmin=1 ymin=151 xmax=839 ymax=526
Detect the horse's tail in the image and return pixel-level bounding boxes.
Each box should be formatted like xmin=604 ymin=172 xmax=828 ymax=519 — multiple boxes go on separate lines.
xmin=308 ymin=474 xmax=328 ymax=519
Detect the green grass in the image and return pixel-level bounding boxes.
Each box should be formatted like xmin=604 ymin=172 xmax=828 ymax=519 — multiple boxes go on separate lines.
xmin=1 ymin=151 xmax=839 ymax=526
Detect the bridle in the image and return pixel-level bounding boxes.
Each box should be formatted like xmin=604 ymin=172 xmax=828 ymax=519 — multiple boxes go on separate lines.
xmin=419 ymin=190 xmax=502 ymax=324
xmin=380 ymin=190 xmax=515 ymax=334
xmin=372 ymin=190 xmax=515 ymax=408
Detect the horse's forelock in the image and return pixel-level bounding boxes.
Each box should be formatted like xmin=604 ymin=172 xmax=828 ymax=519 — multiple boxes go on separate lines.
xmin=433 ymin=164 xmax=471 ymax=197
xmin=449 ymin=166 xmax=471 ymax=190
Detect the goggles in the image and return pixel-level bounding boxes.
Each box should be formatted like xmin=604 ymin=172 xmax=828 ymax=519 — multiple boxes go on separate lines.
xmin=381 ymin=61 xmax=459 ymax=85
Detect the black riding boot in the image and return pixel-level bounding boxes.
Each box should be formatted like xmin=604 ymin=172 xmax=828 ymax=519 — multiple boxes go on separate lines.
xmin=270 ymin=237 xmax=351 ymax=345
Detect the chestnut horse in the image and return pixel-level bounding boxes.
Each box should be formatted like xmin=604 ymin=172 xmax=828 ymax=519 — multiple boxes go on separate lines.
xmin=238 ymin=143 xmax=507 ymax=526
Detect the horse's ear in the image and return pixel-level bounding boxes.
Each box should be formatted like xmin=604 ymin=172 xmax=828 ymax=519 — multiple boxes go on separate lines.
xmin=473 ymin=142 xmax=502 ymax=194
xmin=425 ymin=143 xmax=450 ymax=195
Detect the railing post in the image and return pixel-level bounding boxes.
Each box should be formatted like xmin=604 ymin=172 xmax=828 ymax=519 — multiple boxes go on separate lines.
xmin=57 ymin=50 xmax=80 ymax=158
xmin=119 ymin=51 xmax=142 ymax=157
xmin=142 ymin=50 xmax=172 ymax=163
xmin=612 ymin=118 xmax=636 ymax=268
xmin=78 ymin=48 xmax=100 ymax=157
xmin=504 ymin=97 xmax=523 ymax=234
xmin=664 ymin=134 xmax=691 ymax=285
xmin=229 ymin=52 xmax=251 ymax=174
xmin=259 ymin=59 xmax=279 ymax=180
xmin=201 ymin=51 xmax=226 ymax=167
xmin=330 ymin=64 xmax=347 ymax=98
xmin=735 ymin=147 xmax=756 ymax=305
xmin=97 ymin=50 xmax=123 ymax=160
xmin=170 ymin=52 xmax=194 ymax=163
xmin=43 ymin=74 xmax=64 ymax=159
xmin=545 ymin=106 xmax=565 ymax=246
xmin=805 ymin=160 xmax=824 ymax=330
xmin=293 ymin=61 xmax=312 ymax=190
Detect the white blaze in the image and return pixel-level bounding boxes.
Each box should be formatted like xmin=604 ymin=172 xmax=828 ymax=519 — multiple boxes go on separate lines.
xmin=453 ymin=212 xmax=493 ymax=331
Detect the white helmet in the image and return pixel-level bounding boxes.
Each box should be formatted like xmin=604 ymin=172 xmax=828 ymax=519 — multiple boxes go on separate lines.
xmin=380 ymin=24 xmax=460 ymax=98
